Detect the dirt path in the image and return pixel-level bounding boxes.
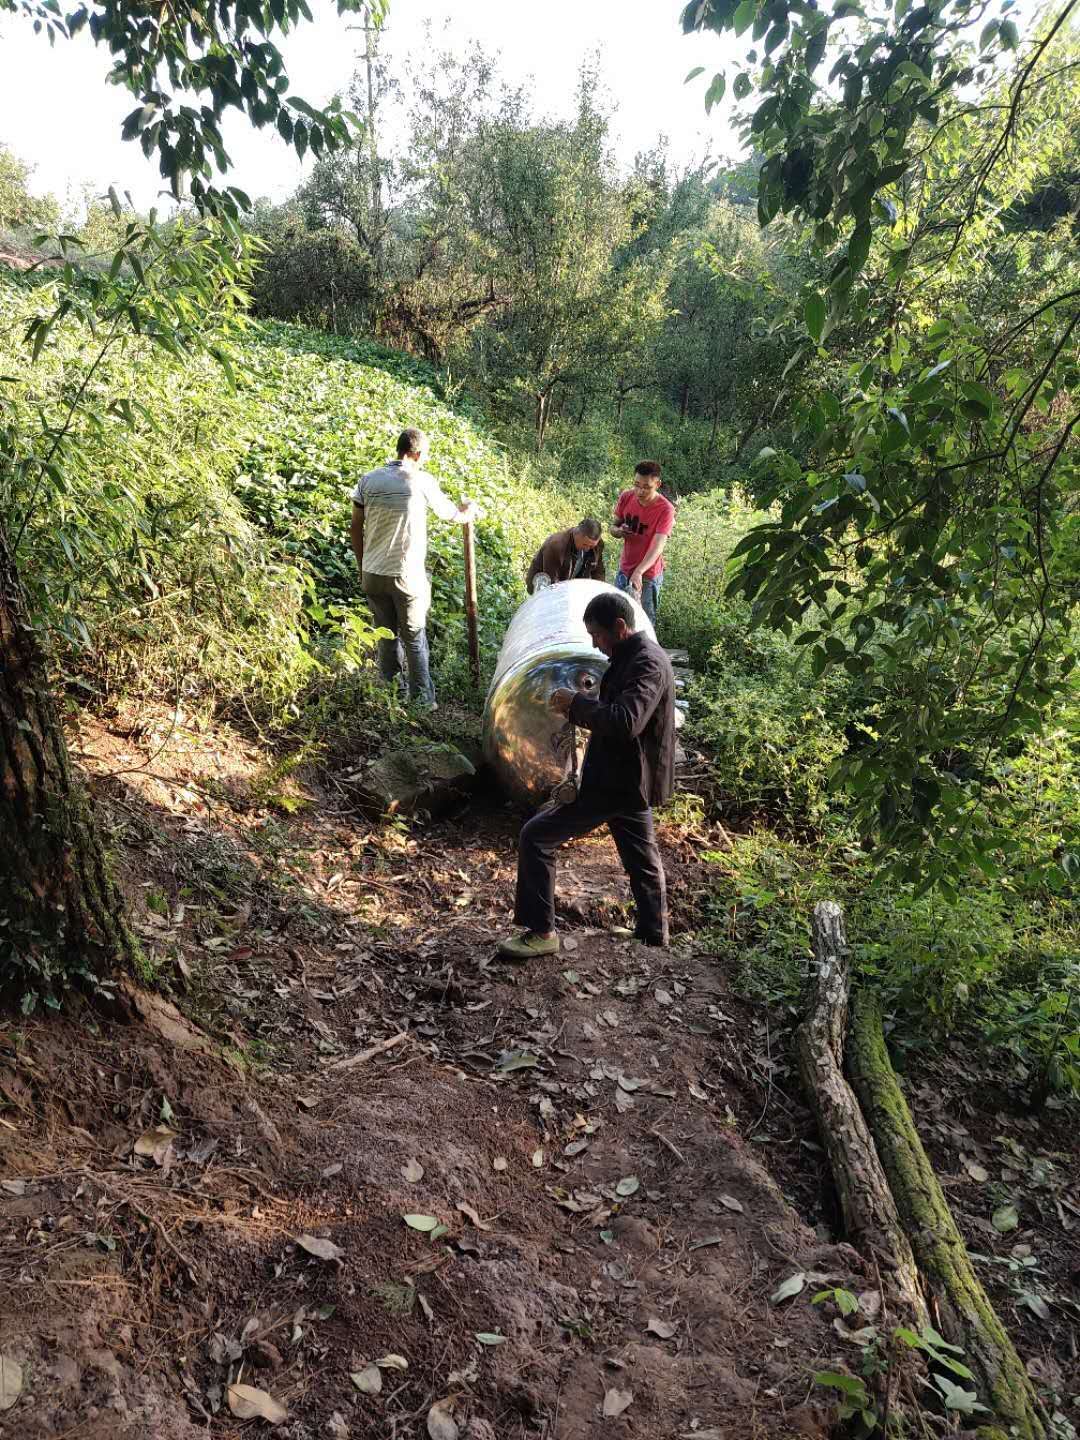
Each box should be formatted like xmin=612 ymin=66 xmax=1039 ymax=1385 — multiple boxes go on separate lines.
xmin=2 ymin=710 xmax=1075 ymax=1438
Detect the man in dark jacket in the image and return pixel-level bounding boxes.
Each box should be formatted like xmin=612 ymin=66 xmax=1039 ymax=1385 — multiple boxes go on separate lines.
xmin=526 ymin=518 xmax=605 ymax=591
xmin=497 ymin=590 xmax=675 ymax=960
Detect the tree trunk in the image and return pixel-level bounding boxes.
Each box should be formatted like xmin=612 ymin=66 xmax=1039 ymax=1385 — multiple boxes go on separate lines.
xmin=0 ymin=522 xmax=137 ymax=1005
xmin=707 ymin=409 xmax=719 ymax=457
xmin=731 ymin=419 xmax=758 ymax=462
xmin=679 ymin=383 xmax=690 ymax=421
xmin=535 ymin=391 xmax=549 ymax=453
xmin=795 ymin=903 xmax=927 ymax=1324
xmin=848 ymin=990 xmax=1046 ymax=1440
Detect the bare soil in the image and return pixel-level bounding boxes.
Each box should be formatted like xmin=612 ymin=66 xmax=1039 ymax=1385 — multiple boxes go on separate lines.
xmin=1 ymin=705 xmax=1076 ymax=1438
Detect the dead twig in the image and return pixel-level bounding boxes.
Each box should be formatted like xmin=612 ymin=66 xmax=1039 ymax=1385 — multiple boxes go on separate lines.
xmin=649 ymin=1128 xmax=686 ymax=1164
xmin=325 ymin=1030 xmax=409 ymax=1072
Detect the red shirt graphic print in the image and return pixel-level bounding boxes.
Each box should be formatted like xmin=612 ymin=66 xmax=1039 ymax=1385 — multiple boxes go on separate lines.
xmin=615 ymin=490 xmax=676 ymax=581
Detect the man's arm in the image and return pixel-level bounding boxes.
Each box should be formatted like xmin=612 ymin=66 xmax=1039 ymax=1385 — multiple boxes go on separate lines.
xmin=568 ymin=649 xmax=667 ymax=739
xmin=350 ymin=502 xmax=365 ymax=575
xmin=593 ymin=539 xmax=606 ymax=583
xmin=424 ymin=473 xmax=476 ymax=525
xmin=629 ymin=531 xmax=669 ymax=587
xmin=610 ymin=493 xmax=628 ymax=538
xmin=525 ymin=543 xmax=545 ymax=590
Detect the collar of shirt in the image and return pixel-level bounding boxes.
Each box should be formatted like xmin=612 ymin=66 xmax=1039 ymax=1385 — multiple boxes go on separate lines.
xmin=612 ymin=630 xmax=647 ymax=663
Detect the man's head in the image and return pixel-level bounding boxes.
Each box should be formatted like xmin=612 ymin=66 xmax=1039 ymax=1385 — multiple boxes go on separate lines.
xmin=397 ymin=427 xmax=429 ymax=464
xmin=632 ymin=460 xmax=662 ymax=506
xmin=572 ymin=516 xmax=602 ymax=551
xmin=583 ymin=591 xmax=637 ymax=657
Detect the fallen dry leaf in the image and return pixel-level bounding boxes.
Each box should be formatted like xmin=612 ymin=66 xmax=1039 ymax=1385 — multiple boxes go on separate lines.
xmin=456 ymin=1201 xmax=491 ymax=1230
xmin=645 ymin=1316 xmax=676 ymax=1339
xmin=770 ymin=1272 xmax=806 ymax=1304
xmin=350 ymin=1365 xmax=382 ymax=1395
xmin=719 ymin=1194 xmax=744 ymax=1213
xmin=296 ymin=1234 xmax=343 ymax=1262
xmin=227 ymin=1382 xmax=288 ymax=1424
xmin=376 ymin=1353 xmax=409 ymax=1370
xmin=531 ymin=1149 xmax=544 ymax=1167
xmin=0 ymin=1355 xmax=22 ymax=1412
xmin=427 ymin=1401 xmax=460 ymax=1440
xmin=401 ymin=1158 xmax=424 ymax=1184
xmin=602 ymin=1386 xmax=634 ymax=1418
xmin=492 ymin=1157 xmax=508 ymax=1172
xmin=133 ymin=1125 xmax=177 ymax=1166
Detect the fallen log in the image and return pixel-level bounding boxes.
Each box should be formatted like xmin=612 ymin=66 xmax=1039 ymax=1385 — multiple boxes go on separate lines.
xmin=848 ymin=988 xmax=1045 ymax=1440
xmin=795 ymin=902 xmax=927 ymax=1325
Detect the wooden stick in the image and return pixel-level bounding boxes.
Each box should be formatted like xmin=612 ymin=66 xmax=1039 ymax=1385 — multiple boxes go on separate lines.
xmin=462 ymin=519 xmax=480 ymax=687
xmin=326 ymin=1031 xmax=409 ymax=1072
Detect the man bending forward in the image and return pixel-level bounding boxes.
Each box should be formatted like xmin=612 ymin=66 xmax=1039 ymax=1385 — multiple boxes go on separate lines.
xmin=498 ymin=591 xmax=675 ymax=959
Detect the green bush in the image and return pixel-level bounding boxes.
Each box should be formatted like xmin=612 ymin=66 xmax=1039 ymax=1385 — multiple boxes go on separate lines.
xmin=0 ymin=274 xmax=314 ymax=707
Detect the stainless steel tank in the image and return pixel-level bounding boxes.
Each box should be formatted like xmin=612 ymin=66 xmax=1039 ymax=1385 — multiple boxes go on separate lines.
xmin=482 ymin=580 xmax=655 ymax=808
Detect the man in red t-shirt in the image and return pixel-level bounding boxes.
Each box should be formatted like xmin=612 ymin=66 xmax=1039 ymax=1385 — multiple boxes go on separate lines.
xmin=610 ymin=460 xmax=676 ymax=624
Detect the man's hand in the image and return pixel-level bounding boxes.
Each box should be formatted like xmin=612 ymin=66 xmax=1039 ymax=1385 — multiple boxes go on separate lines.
xmin=458 ymin=499 xmax=480 ymax=523
xmin=549 ymin=688 xmax=575 ymax=717
xmin=629 ymin=570 xmax=644 ymax=596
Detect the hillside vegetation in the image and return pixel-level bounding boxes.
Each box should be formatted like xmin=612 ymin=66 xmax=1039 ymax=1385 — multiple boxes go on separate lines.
xmin=3 ymin=258 xmax=1076 ymax=1109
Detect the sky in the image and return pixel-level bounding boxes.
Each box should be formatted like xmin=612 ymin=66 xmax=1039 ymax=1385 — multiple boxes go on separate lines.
xmin=0 ymin=1 xmax=739 ymax=216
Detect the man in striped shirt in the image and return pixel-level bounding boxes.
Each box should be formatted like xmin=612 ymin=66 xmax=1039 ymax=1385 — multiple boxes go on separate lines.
xmin=350 ymin=427 xmax=476 ymax=708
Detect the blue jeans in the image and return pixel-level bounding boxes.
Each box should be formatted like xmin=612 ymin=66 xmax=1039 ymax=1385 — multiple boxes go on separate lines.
xmin=615 ymin=567 xmax=662 ymax=625
xmin=362 ymin=572 xmax=436 ymax=706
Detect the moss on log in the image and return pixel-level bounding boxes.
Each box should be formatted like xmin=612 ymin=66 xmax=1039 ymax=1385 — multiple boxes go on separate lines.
xmin=848 ymin=990 xmax=1045 ymax=1440
xmin=795 ymin=902 xmax=927 ymax=1324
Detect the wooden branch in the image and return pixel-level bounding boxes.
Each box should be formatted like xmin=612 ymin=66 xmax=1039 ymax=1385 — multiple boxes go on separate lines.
xmin=795 ymin=902 xmax=928 ymax=1324
xmin=326 ymin=1030 xmax=409 ymax=1072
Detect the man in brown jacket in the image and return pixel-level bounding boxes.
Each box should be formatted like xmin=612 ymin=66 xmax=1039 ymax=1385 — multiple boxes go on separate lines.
xmin=498 ymin=589 xmax=675 ymax=960
xmin=526 ymin=518 xmax=605 ymax=592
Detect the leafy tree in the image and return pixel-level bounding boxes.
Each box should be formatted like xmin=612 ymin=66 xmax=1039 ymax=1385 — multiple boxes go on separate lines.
xmin=0 ymin=0 xmax=379 ymax=1006
xmin=0 ymin=142 xmax=59 ymax=232
xmin=683 ymin=0 xmax=1080 ymax=889
xmin=657 ymin=200 xmax=807 ymax=462
xmin=468 ymin=70 xmax=668 ymax=448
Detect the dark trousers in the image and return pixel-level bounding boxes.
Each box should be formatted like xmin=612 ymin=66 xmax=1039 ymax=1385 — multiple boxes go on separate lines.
xmin=514 ymin=791 xmax=668 ymax=942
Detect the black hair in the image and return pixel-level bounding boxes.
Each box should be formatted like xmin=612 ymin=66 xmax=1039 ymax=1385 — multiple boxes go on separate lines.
xmin=634 ymin=459 xmax=661 ymax=479
xmin=583 ymin=591 xmax=637 ymax=634
xmin=397 ymin=427 xmax=427 ymax=458
xmin=577 ymin=516 xmax=602 ymax=540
